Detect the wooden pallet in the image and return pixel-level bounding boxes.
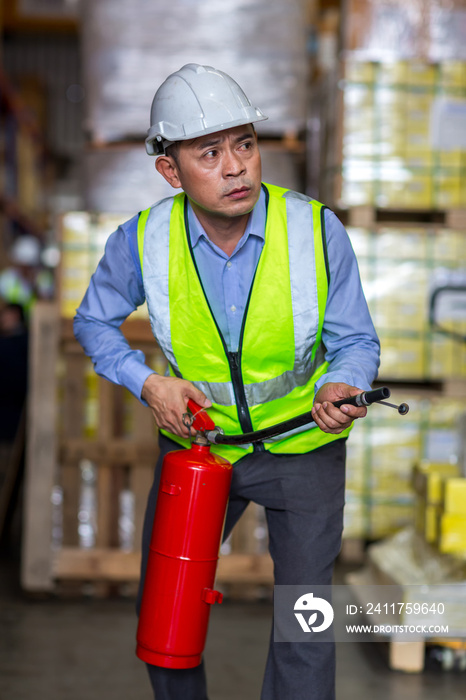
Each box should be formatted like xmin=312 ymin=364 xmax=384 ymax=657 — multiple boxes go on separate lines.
xmin=21 ymin=303 xmax=158 ymax=592
xmin=347 ymin=567 xmax=466 ymax=673
xmin=346 ymin=531 xmax=466 ymax=673
xmin=21 ymin=302 xmax=273 ymax=596
xmin=339 ymin=205 xmax=466 ymax=230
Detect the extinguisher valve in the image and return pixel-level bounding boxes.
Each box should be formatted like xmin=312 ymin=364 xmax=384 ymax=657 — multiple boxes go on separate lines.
xmin=205 ymin=427 xmax=224 ymax=444
xmin=202 ymin=588 xmax=223 ymax=605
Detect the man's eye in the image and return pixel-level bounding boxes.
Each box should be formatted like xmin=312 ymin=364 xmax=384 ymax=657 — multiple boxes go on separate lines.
xmin=205 ymin=150 xmax=217 ymax=158
xmin=240 ymin=141 xmax=253 ymax=150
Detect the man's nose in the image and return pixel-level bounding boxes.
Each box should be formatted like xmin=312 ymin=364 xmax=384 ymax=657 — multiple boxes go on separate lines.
xmin=223 ymin=149 xmax=246 ymax=177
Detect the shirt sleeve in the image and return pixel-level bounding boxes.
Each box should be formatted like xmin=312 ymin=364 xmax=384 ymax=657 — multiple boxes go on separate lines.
xmin=314 ymin=209 xmax=381 ymax=394
xmin=73 ymin=217 xmax=155 ymax=401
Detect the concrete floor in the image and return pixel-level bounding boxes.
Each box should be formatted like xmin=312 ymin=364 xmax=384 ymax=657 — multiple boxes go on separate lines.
xmin=1 ymin=556 xmax=465 ymax=700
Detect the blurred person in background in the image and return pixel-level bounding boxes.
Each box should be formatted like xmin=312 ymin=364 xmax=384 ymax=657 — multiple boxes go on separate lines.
xmin=74 ymin=64 xmax=380 ymax=700
xmin=0 ymin=235 xmax=55 ymax=316
xmin=0 ymin=235 xmax=41 ymax=315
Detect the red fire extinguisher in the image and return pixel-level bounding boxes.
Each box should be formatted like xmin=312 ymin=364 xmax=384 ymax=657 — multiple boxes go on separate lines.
xmin=136 ymin=387 xmax=407 ymax=669
xmin=136 ymin=402 xmax=232 ymax=669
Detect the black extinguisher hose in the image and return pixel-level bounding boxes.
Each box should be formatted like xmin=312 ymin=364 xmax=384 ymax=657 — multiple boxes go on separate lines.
xmin=207 ymin=387 xmax=402 ymax=445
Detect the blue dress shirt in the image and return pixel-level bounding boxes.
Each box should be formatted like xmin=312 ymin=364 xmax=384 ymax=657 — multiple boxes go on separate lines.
xmin=74 ymin=187 xmax=380 ymax=402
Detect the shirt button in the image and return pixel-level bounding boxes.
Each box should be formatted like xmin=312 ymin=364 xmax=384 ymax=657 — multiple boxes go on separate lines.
xmin=230 ymin=305 xmax=236 ymax=313
xmin=226 ymin=261 xmax=232 ymax=268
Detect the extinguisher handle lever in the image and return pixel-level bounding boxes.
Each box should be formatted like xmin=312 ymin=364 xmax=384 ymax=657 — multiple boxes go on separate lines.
xmin=186 ymin=399 xmax=216 ymax=431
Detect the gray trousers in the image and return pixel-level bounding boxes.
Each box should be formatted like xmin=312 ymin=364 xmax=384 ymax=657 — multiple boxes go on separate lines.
xmin=137 ymin=434 xmax=346 ymax=700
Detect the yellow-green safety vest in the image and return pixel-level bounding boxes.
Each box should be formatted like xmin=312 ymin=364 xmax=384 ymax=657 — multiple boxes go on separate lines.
xmin=137 ymin=182 xmax=351 ymax=462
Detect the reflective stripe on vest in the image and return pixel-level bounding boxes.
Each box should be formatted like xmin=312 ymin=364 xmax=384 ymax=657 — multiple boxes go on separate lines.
xmin=138 ymin=183 xmax=351 ymax=461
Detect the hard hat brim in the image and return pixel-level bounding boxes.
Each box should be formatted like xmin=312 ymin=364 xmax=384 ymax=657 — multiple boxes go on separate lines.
xmin=146 ymin=112 xmax=268 ymax=156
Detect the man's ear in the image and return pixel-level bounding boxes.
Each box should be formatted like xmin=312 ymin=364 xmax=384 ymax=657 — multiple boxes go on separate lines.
xmin=155 ymin=156 xmax=182 ymax=189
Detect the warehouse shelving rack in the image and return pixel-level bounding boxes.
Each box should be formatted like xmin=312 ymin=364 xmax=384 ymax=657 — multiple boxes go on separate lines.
xmin=0 ymin=65 xmax=48 ymax=262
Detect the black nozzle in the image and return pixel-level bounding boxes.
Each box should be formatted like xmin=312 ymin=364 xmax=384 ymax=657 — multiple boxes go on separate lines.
xmin=333 ymin=387 xmax=390 ymax=409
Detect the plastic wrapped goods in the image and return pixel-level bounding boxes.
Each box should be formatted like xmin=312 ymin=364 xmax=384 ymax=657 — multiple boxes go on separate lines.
xmin=81 ymin=0 xmax=312 ymax=142
xmin=343 ymin=0 xmax=466 ymax=62
xmin=348 ymin=225 xmax=466 ymax=381
xmin=337 ymin=59 xmax=466 ymax=209
xmin=344 ymin=395 xmax=465 ymax=539
xmin=84 ymin=147 xmax=174 ymax=213
xmin=60 ymin=211 xmax=150 ymax=319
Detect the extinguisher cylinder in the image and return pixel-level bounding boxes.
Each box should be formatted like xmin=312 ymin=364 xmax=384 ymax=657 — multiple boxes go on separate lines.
xmin=136 ymin=444 xmax=233 ymax=669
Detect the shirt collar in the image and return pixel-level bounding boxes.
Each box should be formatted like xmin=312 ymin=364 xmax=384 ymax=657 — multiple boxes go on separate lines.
xmin=187 ymin=186 xmax=266 ymax=249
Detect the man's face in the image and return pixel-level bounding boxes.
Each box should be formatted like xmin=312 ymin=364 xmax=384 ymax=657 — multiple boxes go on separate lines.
xmin=161 ymin=124 xmax=262 ymax=220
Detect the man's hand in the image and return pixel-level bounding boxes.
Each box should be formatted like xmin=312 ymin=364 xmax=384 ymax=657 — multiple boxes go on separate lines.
xmin=311 ymin=382 xmax=367 ymax=434
xmin=141 ymin=374 xmax=212 ymax=439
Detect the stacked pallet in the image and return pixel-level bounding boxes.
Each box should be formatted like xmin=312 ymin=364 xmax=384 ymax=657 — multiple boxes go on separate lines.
xmin=347 ymin=527 xmax=466 ymax=672
xmin=315 ymin=0 xmax=466 ymax=544
xmin=81 ymin=0 xmax=313 ymax=144
xmin=341 ymin=219 xmax=466 ymax=543
xmin=344 ymin=390 xmax=465 ymax=541
xmin=320 ymin=0 xmax=466 ymax=212
xmin=80 ymin=0 xmax=313 ymax=212
xmin=324 ymin=58 xmax=466 ymax=211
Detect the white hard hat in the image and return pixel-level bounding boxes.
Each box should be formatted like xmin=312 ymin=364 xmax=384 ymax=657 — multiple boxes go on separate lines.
xmin=145 ymin=63 xmax=268 ymax=156
xmin=10 ymin=235 xmax=41 ymax=266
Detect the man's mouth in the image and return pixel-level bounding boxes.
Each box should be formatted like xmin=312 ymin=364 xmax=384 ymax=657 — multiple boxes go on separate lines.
xmin=225 ymin=187 xmax=250 ymax=200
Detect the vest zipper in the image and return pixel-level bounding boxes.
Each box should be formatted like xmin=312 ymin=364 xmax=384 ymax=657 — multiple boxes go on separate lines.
xmin=227 ymin=350 xmax=265 ymax=453
xmin=227 ymin=351 xmax=251 ymax=431
xmin=184 ymin=194 xmax=267 ymax=452
xmin=232 ymin=258 xmax=266 ymax=452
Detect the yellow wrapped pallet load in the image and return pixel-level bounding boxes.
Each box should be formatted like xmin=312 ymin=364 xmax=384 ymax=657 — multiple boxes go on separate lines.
xmin=444 ymin=479 xmax=466 ymax=514
xmin=412 ymin=462 xmax=461 ymax=504
xmin=60 ymin=212 xmax=149 ymax=320
xmin=60 ymin=213 xmax=92 ymax=319
xmin=337 ymin=57 xmax=466 ymax=209
xmin=439 ymin=478 xmax=466 ymax=557
xmin=344 ymin=393 xmax=463 ymax=540
xmin=412 ymin=462 xmax=460 ymax=543
xmin=440 ymin=514 xmax=466 ymax=557
xmin=347 ymin=226 xmax=466 ymax=381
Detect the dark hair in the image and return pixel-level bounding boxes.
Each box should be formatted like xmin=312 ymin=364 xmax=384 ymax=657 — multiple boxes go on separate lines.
xmin=165 ymin=142 xmax=180 ymax=165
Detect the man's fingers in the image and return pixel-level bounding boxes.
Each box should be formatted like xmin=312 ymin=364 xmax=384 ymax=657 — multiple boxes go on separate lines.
xmin=339 ymin=404 xmax=367 ymax=419
xmin=311 ymin=401 xmax=364 ymax=434
xmin=143 ymin=375 xmax=213 ymax=438
xmin=185 ymin=383 xmax=212 ymax=408
xmin=312 ymin=405 xmax=345 ymax=433
xmin=154 ymin=409 xmax=190 ymax=439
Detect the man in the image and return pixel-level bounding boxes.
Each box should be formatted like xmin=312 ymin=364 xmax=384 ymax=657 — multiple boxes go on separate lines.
xmin=74 ymin=63 xmax=380 ymax=700
xmin=0 ymin=236 xmax=41 ymax=315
